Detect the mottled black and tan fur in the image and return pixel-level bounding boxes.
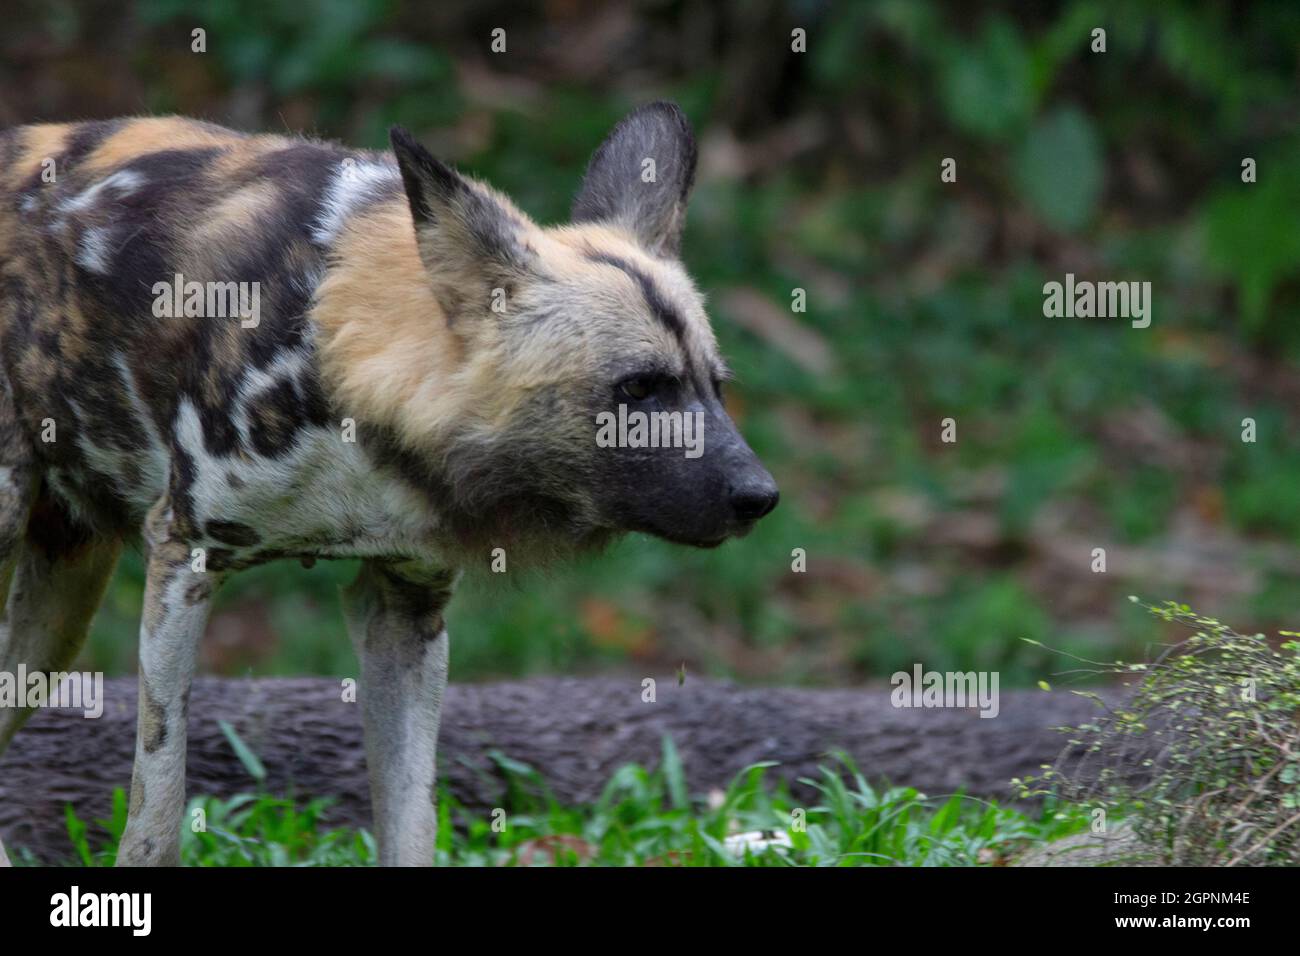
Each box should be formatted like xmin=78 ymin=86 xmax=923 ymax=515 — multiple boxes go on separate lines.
xmin=0 ymin=105 xmax=777 ymax=865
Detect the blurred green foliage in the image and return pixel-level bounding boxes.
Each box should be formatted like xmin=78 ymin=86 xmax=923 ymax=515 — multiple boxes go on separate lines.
xmin=5 ymin=0 xmax=1298 ymax=687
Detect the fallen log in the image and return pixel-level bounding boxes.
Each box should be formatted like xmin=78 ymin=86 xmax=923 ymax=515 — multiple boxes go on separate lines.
xmin=0 ymin=675 xmax=1121 ymax=862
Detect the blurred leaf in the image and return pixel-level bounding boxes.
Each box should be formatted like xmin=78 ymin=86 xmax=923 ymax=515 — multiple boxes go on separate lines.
xmin=661 ymin=736 xmax=689 ymax=812
xmin=1203 ymin=156 xmax=1300 ymax=331
xmin=940 ymin=18 xmax=1034 ymax=139
xmin=219 ymin=719 xmax=268 ymax=785
xmin=1014 ymin=106 xmax=1102 ymax=231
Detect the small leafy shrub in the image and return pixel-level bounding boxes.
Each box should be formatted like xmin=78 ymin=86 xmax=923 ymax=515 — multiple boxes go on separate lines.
xmin=1020 ymin=600 xmax=1300 ymax=866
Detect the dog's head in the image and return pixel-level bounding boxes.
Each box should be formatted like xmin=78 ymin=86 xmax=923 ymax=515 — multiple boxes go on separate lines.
xmin=387 ymin=103 xmax=777 ymax=555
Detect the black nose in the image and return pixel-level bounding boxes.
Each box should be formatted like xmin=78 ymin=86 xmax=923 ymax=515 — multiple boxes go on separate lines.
xmin=730 ymin=483 xmax=779 ymax=522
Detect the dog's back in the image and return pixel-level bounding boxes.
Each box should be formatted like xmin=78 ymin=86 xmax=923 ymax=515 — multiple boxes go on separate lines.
xmin=0 ymin=118 xmax=397 ymax=534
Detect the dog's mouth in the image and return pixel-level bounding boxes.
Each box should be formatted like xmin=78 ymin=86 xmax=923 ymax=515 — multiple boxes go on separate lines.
xmin=637 ymin=519 xmax=758 ymax=549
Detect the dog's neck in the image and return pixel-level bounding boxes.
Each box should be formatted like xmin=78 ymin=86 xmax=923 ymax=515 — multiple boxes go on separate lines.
xmin=310 ymin=196 xmax=469 ymax=456
xmin=306 ymin=198 xmax=609 ymax=565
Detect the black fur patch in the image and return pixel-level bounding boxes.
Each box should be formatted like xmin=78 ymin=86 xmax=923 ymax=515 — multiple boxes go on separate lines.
xmin=246 ymin=377 xmax=306 ymax=457
xmin=585 ymin=251 xmax=687 ymax=343
xmin=0 ymin=127 xmax=21 ymax=183
xmin=24 ymin=488 xmax=94 ymax=559
xmin=60 ymin=120 xmax=126 ymax=170
xmin=141 ymin=683 xmax=168 ymax=754
xmin=204 ymin=520 xmax=261 ymax=547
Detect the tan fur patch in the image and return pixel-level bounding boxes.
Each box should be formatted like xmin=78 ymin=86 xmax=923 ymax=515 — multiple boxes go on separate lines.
xmin=49 ymin=297 xmax=92 ymax=365
xmin=84 ymin=116 xmax=242 ymax=173
xmin=207 ymin=137 xmax=284 ymax=178
xmin=186 ymin=180 xmax=279 ymax=249
xmin=12 ymin=123 xmax=72 ymax=182
xmin=313 ymin=199 xmax=469 ymax=447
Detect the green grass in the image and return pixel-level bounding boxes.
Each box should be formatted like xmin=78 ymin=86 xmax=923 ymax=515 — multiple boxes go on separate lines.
xmin=25 ymin=743 xmax=1090 ymax=867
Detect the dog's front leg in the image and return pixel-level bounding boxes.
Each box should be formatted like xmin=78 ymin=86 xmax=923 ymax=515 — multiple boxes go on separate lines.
xmin=343 ymin=559 xmax=455 ymax=866
xmin=117 ymin=501 xmax=221 ymax=867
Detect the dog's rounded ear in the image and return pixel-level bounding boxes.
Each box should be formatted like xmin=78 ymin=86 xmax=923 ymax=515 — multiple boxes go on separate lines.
xmin=570 ymin=102 xmax=698 ymax=258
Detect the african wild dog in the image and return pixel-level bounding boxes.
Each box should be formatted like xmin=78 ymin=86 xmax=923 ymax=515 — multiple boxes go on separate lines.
xmin=0 ymin=103 xmax=778 ymax=866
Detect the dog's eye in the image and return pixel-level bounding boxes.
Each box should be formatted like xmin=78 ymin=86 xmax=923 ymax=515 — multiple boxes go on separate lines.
xmin=619 ymin=377 xmax=654 ymax=401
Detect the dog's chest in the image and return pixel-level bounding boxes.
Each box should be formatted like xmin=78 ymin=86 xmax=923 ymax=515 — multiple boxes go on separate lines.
xmin=46 ymin=344 xmax=443 ymax=568
xmin=175 ymin=401 xmax=442 ymax=568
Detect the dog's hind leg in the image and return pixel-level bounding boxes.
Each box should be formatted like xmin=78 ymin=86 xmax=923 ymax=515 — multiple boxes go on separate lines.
xmin=342 ymin=560 xmax=456 ymax=866
xmin=0 ymin=370 xmax=38 ymax=699
xmin=0 ymin=381 xmax=33 ymax=868
xmin=0 ymin=371 xmax=123 ymax=865
xmin=116 ymin=498 xmax=222 ymax=867
xmin=0 ymin=495 xmax=121 ymax=747
xmin=0 ymin=495 xmax=121 ymax=862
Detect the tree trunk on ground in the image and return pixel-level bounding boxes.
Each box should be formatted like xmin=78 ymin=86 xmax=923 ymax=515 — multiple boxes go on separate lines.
xmin=0 ymin=676 xmax=1122 ymax=862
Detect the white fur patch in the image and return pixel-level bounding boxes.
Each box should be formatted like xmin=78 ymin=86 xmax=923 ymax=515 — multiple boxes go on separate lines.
xmin=171 ymin=353 xmax=439 ymax=558
xmin=58 ymin=355 xmax=171 ymax=515
xmin=75 ymin=225 xmax=113 ymax=274
xmin=312 ymin=159 xmax=398 ymax=246
xmin=59 ymin=169 xmax=146 ymax=216
xmin=114 ymin=354 xmax=171 ymax=499
xmin=45 ymin=468 xmax=92 ymax=526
